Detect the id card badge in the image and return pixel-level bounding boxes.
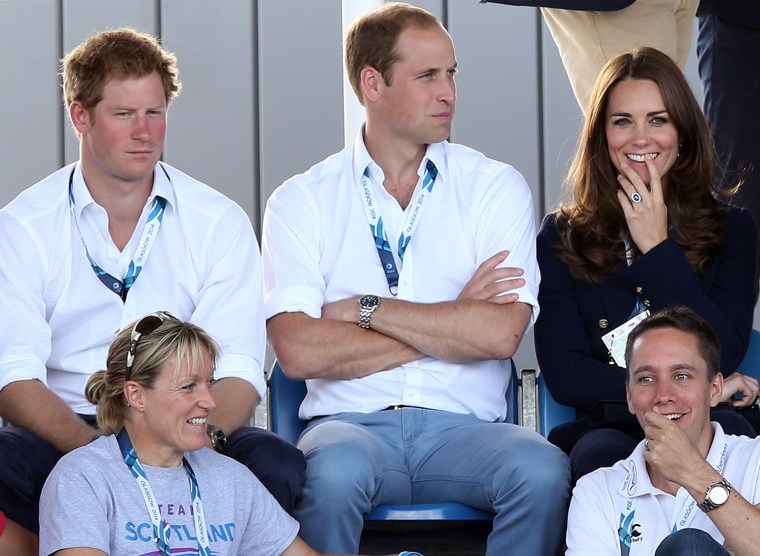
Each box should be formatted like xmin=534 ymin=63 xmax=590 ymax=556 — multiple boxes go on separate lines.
xmin=601 ymin=310 xmax=650 ymax=367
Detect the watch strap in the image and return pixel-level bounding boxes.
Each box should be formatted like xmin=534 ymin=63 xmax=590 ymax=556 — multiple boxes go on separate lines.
xmin=697 ymin=478 xmax=732 ymax=512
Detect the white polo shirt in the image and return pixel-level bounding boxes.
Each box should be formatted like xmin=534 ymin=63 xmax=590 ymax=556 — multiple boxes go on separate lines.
xmin=263 ymin=129 xmax=539 ymax=422
xmin=0 ymin=162 xmax=266 ymax=413
xmin=567 ymin=423 xmax=760 ymax=555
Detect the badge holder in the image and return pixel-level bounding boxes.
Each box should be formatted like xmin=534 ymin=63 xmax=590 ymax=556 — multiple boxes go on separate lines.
xmin=601 ymin=311 xmax=650 ymax=368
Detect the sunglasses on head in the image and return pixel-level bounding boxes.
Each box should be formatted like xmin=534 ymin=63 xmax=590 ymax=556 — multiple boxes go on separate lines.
xmin=125 ymin=311 xmax=176 ymax=381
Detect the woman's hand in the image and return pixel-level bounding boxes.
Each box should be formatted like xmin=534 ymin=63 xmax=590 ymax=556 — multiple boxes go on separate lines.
xmin=615 ymin=157 xmax=668 ymax=254
xmin=721 ymin=372 xmax=760 ymax=408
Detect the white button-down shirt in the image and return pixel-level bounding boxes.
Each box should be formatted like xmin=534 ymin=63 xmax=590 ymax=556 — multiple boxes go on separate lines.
xmin=0 ymin=162 xmax=266 ymax=414
xmin=263 ymin=130 xmax=539 ymax=422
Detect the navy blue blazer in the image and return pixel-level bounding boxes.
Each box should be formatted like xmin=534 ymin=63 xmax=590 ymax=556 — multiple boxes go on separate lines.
xmin=481 ymin=0 xmax=634 ymax=11
xmin=535 ymin=206 xmax=759 ymax=415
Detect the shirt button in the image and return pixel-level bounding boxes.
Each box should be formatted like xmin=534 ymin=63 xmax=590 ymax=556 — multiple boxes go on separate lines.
xmin=635 ymin=286 xmax=643 ymax=294
xmin=599 ymin=319 xmax=609 ymax=329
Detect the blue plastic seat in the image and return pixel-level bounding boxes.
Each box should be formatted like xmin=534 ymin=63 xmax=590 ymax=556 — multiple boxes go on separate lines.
xmin=736 ymin=329 xmax=760 ymax=379
xmin=537 ymin=369 xmax=576 ymax=438
xmin=267 ymin=360 xmax=522 ymax=522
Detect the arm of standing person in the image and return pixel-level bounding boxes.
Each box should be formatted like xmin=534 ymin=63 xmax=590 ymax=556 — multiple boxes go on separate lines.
xmin=643 ymin=411 xmax=760 ymax=556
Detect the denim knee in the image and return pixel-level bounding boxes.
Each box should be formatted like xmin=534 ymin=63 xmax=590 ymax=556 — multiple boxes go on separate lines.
xmin=655 ymin=529 xmax=730 ymax=556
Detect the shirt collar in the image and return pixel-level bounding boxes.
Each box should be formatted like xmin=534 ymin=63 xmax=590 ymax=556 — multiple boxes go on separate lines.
xmin=352 ymin=125 xmax=448 ymax=188
xmin=70 ymin=161 xmax=176 ymax=218
xmin=618 ymin=422 xmax=727 ymax=499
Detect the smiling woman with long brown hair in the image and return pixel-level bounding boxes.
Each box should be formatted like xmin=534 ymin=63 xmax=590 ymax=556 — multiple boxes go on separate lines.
xmin=535 ymin=47 xmax=760 ymax=483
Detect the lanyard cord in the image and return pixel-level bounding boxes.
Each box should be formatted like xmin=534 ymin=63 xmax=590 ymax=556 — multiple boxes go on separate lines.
xmin=68 ymin=165 xmax=167 ymax=301
xmin=358 ymin=159 xmax=438 ymax=295
xmin=116 ymin=428 xmax=212 ymax=556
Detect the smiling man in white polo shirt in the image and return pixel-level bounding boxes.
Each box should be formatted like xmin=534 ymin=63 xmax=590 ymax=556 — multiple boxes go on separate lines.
xmin=567 ymin=307 xmax=760 ymax=556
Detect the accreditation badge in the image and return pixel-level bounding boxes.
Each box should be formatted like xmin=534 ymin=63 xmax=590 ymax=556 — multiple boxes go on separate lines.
xmin=601 ymin=311 xmax=650 ymax=367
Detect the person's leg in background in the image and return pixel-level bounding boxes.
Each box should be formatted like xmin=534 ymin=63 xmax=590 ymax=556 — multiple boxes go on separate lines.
xmin=542 ymin=0 xmax=699 ymax=111
xmin=697 ymin=11 xmax=760 ymax=250
xmin=221 ymin=426 xmax=306 ymax=515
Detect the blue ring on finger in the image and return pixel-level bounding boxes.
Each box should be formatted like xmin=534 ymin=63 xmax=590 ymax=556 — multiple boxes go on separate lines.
xmin=630 ymin=192 xmax=642 ymax=204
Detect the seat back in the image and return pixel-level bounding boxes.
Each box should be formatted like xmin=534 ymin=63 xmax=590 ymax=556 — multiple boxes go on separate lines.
xmin=537 ymin=370 xmax=576 ymax=438
xmin=736 ymin=329 xmax=760 ymax=380
xmin=267 ymin=362 xmax=307 ymax=444
xmin=267 ymin=359 xmax=523 ymax=521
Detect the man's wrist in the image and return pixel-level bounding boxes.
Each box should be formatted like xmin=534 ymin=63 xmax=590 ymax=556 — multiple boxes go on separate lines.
xmin=358 ymin=295 xmax=381 ymax=329
xmin=206 ymin=423 xmax=227 ymax=452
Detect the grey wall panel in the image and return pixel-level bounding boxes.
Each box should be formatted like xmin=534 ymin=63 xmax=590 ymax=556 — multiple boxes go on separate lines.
xmin=0 ymin=0 xmax=61 ymax=207
xmin=61 ymin=0 xmax=157 ymax=165
xmin=540 ymin=18 xmax=582 ymax=216
xmin=448 ymin=3 xmax=542 ymax=373
xmin=449 ymin=3 xmax=540 ymax=219
xmin=161 ymin=0 xmax=257 ymax=224
xmin=257 ymin=1 xmax=344 ymax=221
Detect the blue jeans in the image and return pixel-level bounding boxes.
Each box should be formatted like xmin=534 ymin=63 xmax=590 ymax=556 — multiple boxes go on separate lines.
xmin=655 ymin=529 xmax=730 ymax=556
xmin=294 ymin=408 xmax=571 ymax=555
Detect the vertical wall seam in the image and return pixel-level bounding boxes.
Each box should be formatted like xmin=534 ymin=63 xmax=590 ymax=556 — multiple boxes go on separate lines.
xmin=535 ymin=8 xmax=546 ymax=216
xmin=252 ymin=0 xmax=262 ymax=237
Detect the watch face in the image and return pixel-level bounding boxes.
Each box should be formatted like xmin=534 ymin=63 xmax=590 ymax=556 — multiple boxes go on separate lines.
xmin=360 ymin=295 xmax=380 ymax=309
xmin=709 ymin=484 xmax=730 ymax=505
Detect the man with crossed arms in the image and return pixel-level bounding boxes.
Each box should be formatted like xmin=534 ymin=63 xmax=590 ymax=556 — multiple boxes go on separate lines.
xmin=262 ymin=3 xmax=570 ymax=555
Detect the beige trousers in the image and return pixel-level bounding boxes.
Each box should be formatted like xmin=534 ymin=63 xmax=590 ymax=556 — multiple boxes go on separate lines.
xmin=542 ymin=0 xmax=699 ymax=111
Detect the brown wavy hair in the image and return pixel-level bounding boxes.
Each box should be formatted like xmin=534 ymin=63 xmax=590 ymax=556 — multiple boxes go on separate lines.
xmin=556 ymin=47 xmax=732 ymax=284
xmin=62 ymin=28 xmax=181 ymax=112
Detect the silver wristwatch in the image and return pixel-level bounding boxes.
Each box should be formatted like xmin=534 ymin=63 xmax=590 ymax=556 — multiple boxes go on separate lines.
xmin=358 ymin=295 xmax=380 ymax=329
xmin=697 ymin=478 xmax=732 ymax=512
xmin=206 ymin=424 xmax=227 ymax=452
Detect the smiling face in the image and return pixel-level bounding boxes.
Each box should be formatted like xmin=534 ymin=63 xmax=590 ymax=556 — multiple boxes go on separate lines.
xmin=370 ymin=24 xmax=457 ymax=149
xmin=626 ymin=327 xmax=722 ymax=455
xmin=72 ymin=71 xmax=167 ymax=190
xmin=605 ymin=78 xmax=680 ymax=189
xmin=134 ymin=350 xmax=216 ymax=467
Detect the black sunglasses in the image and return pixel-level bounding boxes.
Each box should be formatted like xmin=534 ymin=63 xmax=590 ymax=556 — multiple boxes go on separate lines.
xmin=125 ymin=311 xmax=175 ymax=380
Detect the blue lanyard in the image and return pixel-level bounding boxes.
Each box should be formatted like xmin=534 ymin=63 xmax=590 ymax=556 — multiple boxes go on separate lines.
xmin=358 ymin=160 xmax=438 ymax=295
xmin=67 ymin=166 xmax=167 ymax=301
xmin=116 ymin=428 xmax=212 ymax=556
